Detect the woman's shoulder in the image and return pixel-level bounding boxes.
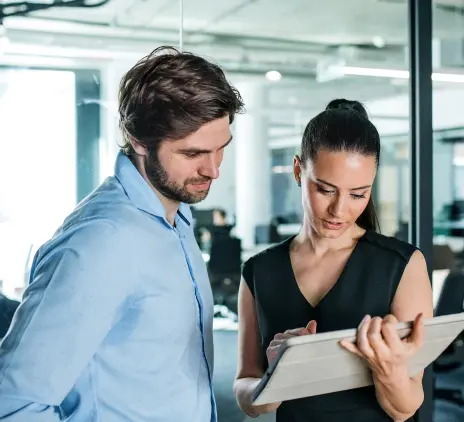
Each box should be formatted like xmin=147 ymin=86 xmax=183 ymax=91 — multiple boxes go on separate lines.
xmin=242 ymin=237 xmax=293 ymax=278
xmin=241 ymin=237 xmax=293 ymax=296
xmin=245 ymin=236 xmax=292 ymax=264
xmin=362 ymin=230 xmax=418 ymax=262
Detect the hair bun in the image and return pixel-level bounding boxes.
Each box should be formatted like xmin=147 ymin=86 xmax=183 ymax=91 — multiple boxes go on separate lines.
xmin=326 ymin=98 xmax=368 ymax=119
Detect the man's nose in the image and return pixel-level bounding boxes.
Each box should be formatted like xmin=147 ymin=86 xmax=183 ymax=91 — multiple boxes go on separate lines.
xmin=199 ymin=155 xmax=220 ymax=179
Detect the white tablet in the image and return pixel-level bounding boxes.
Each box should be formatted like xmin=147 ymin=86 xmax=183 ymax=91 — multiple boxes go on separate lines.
xmin=252 ymin=313 xmax=464 ymax=405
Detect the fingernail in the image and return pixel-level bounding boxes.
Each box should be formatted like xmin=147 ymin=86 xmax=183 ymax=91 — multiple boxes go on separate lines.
xmin=358 ymin=315 xmax=370 ymax=329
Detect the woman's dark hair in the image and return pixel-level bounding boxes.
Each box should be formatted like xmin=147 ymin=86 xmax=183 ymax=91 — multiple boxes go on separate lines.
xmin=118 ymin=46 xmax=245 ymax=155
xmin=300 ymin=98 xmax=381 ymax=232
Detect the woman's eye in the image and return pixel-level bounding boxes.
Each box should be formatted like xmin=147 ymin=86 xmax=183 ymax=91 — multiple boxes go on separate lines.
xmin=351 ymin=193 xmax=366 ymax=200
xmin=317 ymin=186 xmax=334 ymax=195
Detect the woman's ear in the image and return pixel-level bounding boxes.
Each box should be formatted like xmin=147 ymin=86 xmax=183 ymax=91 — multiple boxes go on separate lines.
xmin=294 ymin=155 xmax=302 ymax=187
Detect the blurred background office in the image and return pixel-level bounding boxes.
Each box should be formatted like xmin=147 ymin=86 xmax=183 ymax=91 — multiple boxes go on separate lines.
xmin=1 ymin=0 xmax=464 ymax=421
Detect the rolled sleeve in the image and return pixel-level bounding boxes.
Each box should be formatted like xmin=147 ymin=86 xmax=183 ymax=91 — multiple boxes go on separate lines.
xmin=0 ymin=221 xmax=137 ymax=420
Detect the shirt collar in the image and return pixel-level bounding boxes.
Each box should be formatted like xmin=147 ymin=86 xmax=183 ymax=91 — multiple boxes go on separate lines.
xmin=114 ymin=151 xmax=192 ymax=226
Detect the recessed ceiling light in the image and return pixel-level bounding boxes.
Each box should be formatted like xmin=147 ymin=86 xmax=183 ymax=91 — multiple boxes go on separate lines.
xmin=265 ymin=70 xmax=282 ymax=82
xmin=372 ymin=36 xmax=386 ymax=48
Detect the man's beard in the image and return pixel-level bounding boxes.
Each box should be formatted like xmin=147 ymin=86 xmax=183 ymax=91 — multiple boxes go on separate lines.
xmin=144 ymin=151 xmax=212 ymax=204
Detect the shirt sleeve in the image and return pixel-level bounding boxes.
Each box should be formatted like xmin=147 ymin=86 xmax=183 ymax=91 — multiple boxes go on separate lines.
xmin=0 ymin=220 xmax=138 ymax=421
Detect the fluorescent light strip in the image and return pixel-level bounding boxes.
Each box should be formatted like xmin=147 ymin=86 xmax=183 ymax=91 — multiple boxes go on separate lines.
xmin=343 ymin=66 xmax=464 ymax=83
xmin=433 ymin=73 xmax=464 ymax=83
xmin=344 ymin=67 xmax=409 ymax=79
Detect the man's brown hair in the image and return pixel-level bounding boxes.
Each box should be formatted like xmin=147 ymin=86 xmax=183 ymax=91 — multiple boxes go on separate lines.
xmin=118 ymin=46 xmax=244 ymax=155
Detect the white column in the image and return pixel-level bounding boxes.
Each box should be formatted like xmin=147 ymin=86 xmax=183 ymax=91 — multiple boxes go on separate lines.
xmin=99 ymin=60 xmax=133 ymax=181
xmin=234 ymin=82 xmax=271 ymax=250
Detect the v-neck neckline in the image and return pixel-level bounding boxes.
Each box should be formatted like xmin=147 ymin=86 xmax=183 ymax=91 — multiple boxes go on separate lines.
xmin=284 ymin=232 xmax=367 ymax=309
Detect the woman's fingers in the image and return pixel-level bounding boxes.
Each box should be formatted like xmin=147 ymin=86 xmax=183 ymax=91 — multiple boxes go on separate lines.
xmin=306 ymin=320 xmax=317 ymax=334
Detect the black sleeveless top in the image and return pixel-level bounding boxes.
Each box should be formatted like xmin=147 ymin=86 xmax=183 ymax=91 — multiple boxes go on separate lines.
xmin=242 ymin=231 xmax=417 ymax=422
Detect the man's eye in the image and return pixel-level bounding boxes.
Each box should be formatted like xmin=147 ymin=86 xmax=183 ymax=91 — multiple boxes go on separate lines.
xmin=184 ymin=152 xmax=200 ymax=158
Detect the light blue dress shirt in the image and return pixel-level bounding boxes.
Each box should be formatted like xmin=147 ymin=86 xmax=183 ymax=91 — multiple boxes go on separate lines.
xmin=0 ymin=152 xmax=217 ymax=422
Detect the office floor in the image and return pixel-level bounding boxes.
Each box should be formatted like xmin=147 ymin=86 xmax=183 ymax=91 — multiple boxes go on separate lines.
xmin=214 ymin=329 xmax=275 ymax=422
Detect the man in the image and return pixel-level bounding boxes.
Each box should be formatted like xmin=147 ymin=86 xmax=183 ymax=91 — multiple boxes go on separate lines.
xmin=0 ymin=46 xmax=244 ymax=421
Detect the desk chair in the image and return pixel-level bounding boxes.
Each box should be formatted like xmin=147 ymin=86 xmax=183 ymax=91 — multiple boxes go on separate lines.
xmin=208 ymin=237 xmax=242 ymax=313
xmin=433 ymin=244 xmax=456 ymax=271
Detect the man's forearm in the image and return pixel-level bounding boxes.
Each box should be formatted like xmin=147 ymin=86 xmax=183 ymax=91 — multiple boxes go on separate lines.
xmin=373 ymin=370 xmax=424 ymax=421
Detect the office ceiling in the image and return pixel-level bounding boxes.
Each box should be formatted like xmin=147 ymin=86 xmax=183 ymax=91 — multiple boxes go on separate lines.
xmin=6 ymin=0 xmax=462 ymax=43
xmin=3 ymin=1 xmax=461 ymax=80
xmin=1 ymin=0 xmax=463 ymax=137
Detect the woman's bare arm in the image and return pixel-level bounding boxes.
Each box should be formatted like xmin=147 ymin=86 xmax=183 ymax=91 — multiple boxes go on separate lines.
xmin=233 ymin=280 xmax=281 ymax=417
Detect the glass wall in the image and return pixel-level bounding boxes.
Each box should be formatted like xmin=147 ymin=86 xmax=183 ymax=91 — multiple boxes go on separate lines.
xmin=432 ymin=2 xmax=464 ymax=420
xmin=431 ymin=1 xmax=464 ymax=303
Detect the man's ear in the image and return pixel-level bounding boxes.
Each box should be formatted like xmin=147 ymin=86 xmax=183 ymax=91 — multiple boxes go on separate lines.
xmin=129 ymin=137 xmax=148 ymax=157
xmin=294 ymin=155 xmax=302 ymax=187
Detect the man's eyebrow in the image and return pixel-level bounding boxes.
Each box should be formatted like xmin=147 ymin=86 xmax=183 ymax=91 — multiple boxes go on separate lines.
xmin=178 ymin=135 xmax=233 ymax=154
xmin=316 ymin=178 xmax=371 ymax=190
xmin=220 ymin=135 xmax=233 ymax=149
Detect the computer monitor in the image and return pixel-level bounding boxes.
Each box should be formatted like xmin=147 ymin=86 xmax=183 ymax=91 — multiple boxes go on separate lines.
xmin=191 ymin=208 xmax=214 ymax=228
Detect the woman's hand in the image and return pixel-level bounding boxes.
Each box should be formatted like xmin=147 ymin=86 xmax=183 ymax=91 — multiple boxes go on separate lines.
xmin=340 ymin=313 xmax=424 ymax=380
xmin=266 ymin=320 xmax=317 ymax=365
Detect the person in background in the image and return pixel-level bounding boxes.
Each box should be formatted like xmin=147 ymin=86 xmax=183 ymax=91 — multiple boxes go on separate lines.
xmin=234 ymin=99 xmax=433 ymax=422
xmin=212 ymin=208 xmax=227 ymax=226
xmin=201 ymin=208 xmax=233 ymax=248
xmin=211 ymin=208 xmax=233 ymax=238
xmin=0 ymin=46 xmax=244 ymax=422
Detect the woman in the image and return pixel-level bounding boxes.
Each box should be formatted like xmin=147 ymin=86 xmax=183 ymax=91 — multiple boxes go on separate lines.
xmin=234 ymin=99 xmax=433 ymax=421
